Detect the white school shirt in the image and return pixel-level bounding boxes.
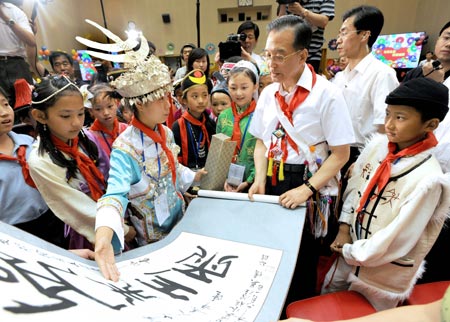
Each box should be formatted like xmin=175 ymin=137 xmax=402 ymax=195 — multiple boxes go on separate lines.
xmin=249 ymin=64 xmax=355 ymax=165
xmin=434 ymin=76 xmax=450 ymax=173
xmin=0 ymin=3 xmax=32 ymax=57
xmin=332 ymin=53 xmax=399 ymax=148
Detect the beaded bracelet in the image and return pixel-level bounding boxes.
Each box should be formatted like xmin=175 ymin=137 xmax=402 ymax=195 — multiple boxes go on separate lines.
xmin=305 ymin=180 xmax=318 ymax=195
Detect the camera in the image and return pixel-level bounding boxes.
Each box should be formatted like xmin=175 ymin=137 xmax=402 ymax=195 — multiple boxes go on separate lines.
xmin=219 ymin=33 xmax=247 ymax=62
xmin=227 ymin=33 xmax=247 ymax=42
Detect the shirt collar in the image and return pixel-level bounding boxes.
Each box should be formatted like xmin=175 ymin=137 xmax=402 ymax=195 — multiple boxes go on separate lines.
xmin=278 ymin=63 xmax=312 ymax=95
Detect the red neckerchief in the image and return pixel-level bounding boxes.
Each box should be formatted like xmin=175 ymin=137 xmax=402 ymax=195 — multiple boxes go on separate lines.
xmin=231 ymin=100 xmax=256 ymax=155
xmin=177 ymin=111 xmax=210 ymax=166
xmin=50 ymin=134 xmax=105 ymax=201
xmin=356 ymin=132 xmax=438 ymax=216
xmin=131 ymin=116 xmax=177 ymax=186
xmin=0 ymin=145 xmax=36 ymax=188
xmin=274 ymin=64 xmax=317 ymax=157
xmin=90 ymin=118 xmax=119 ymax=142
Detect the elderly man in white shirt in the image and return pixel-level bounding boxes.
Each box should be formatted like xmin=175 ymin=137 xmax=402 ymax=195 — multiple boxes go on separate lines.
xmin=248 ymin=15 xmax=354 ymax=313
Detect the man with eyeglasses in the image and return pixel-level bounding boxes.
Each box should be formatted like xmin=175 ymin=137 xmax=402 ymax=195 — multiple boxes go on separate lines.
xmin=248 ymin=15 xmax=354 ymax=312
xmin=332 ymin=5 xmax=398 ymax=175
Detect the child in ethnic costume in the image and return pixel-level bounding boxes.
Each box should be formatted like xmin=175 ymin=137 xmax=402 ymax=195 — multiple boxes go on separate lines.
xmin=216 ymin=60 xmax=259 ymax=192
xmin=322 ymin=78 xmax=450 ymax=310
xmin=172 ymin=69 xmax=216 ymax=170
xmin=83 ymin=32 xmax=207 ymax=281
xmin=87 ymin=83 xmax=128 ymax=157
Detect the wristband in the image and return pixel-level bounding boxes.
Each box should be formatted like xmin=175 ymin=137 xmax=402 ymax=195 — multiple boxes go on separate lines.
xmin=305 ymin=180 xmax=317 ymax=194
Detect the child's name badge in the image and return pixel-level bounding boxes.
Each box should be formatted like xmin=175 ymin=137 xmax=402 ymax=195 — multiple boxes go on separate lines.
xmin=227 ymin=163 xmax=245 ymax=187
xmin=155 ymin=193 xmax=170 ymax=226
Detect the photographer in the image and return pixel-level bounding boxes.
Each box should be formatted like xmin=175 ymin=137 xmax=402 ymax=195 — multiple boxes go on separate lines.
xmin=216 ymin=21 xmax=263 ymax=70
xmin=237 ymin=21 xmax=264 ymax=68
xmin=277 ymin=0 xmax=335 ymax=72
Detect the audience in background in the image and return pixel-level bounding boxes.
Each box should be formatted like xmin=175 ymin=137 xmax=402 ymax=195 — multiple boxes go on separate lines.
xmin=174 ymin=43 xmax=196 ymax=81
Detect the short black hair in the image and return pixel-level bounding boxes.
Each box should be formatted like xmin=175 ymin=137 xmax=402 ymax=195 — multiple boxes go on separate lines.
xmin=267 ymin=15 xmax=312 ymax=51
xmin=439 ymin=21 xmax=450 ymax=36
xmin=49 ymin=51 xmax=73 ymax=69
xmin=343 ymin=5 xmax=384 ymax=48
xmin=187 ymin=48 xmax=210 ymax=77
xmin=0 ymin=86 xmax=8 ymax=100
xmin=180 ymin=43 xmax=196 ymax=55
xmin=237 ymin=21 xmax=260 ymax=40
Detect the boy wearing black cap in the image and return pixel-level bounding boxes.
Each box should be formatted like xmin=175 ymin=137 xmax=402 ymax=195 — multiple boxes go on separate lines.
xmin=321 ymin=78 xmax=450 ymax=311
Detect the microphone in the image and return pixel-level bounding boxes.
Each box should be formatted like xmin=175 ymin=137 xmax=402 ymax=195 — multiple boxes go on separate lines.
xmin=432 ymin=60 xmax=441 ymax=69
xmin=423 ymin=60 xmax=443 ymax=77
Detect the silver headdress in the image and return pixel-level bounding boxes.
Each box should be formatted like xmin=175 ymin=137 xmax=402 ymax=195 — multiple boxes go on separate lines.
xmin=76 ymin=19 xmax=172 ymax=105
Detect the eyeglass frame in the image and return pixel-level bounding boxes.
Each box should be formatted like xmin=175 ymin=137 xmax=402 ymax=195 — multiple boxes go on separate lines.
xmin=336 ymin=29 xmax=364 ymax=39
xmin=261 ymin=48 xmax=304 ymax=64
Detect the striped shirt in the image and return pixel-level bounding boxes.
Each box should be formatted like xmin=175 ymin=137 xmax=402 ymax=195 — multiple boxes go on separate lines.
xmin=290 ymin=0 xmax=335 ymax=63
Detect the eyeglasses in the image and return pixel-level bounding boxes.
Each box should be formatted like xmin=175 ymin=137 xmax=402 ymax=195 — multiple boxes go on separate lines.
xmin=261 ymin=49 xmax=303 ymax=64
xmin=336 ymin=30 xmax=363 ymax=39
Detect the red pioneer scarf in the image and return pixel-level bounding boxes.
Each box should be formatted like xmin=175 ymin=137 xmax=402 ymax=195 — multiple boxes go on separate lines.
xmin=268 ymin=64 xmax=316 ymax=184
xmin=89 ymin=118 xmax=120 ymax=142
xmin=131 ymin=116 xmax=177 ymax=186
xmin=51 ymin=134 xmax=105 ymax=201
xmin=231 ymin=100 xmax=256 ymax=155
xmin=0 ymin=146 xmax=36 ymax=188
xmin=177 ymin=111 xmax=210 ymax=166
xmin=274 ymin=64 xmax=317 ymax=157
xmin=356 ymin=132 xmax=438 ymax=215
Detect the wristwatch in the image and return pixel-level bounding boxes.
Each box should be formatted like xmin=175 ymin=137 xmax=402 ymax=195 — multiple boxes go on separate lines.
xmin=8 ymin=19 xmax=16 ymax=27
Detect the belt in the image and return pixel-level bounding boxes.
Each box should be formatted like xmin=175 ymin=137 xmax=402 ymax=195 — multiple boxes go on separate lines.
xmin=0 ymin=56 xmax=23 ymax=61
xmin=281 ymin=163 xmax=305 ymax=173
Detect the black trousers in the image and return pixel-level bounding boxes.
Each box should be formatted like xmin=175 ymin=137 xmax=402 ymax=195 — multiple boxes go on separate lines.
xmin=14 ymin=208 xmax=68 ymax=249
xmin=266 ymin=164 xmax=338 ymax=318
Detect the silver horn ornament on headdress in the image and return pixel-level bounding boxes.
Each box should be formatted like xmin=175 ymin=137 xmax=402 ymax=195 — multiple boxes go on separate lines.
xmin=75 ymin=19 xmax=149 ymax=63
